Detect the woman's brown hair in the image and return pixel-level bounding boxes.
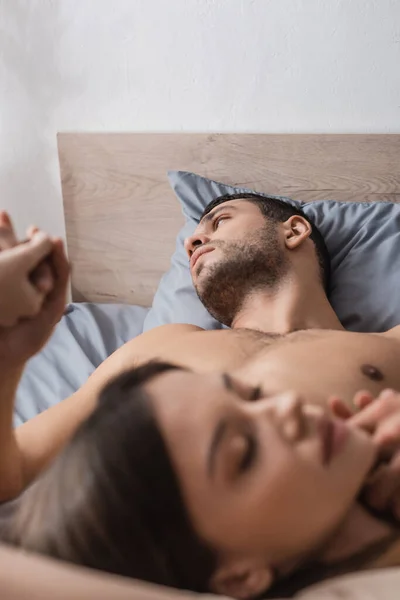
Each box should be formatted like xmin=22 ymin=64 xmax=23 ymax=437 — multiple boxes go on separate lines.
xmin=1 ymin=361 xmax=397 ymax=598
xmin=0 ymin=362 xmax=216 ymax=592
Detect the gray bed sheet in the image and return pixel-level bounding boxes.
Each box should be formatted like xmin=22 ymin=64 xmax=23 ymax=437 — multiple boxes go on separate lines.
xmin=14 ymin=303 xmax=149 ymax=427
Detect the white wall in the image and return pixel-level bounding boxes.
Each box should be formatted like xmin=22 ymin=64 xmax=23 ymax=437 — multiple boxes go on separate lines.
xmin=0 ymin=0 xmax=399 ymax=238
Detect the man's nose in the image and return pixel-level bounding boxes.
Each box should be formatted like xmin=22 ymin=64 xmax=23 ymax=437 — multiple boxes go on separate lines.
xmin=184 ymin=232 xmax=210 ymax=259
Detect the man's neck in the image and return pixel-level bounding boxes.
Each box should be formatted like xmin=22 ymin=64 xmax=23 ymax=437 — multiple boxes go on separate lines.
xmin=231 ymin=275 xmax=343 ymax=334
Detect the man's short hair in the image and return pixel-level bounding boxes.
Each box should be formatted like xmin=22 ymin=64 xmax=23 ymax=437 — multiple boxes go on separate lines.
xmin=201 ymin=193 xmax=331 ymax=291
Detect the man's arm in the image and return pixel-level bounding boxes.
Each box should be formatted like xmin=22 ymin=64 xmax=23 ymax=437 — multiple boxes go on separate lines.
xmin=14 ymin=323 xmax=202 ymax=491
xmin=0 ymin=544 xmax=206 ymax=600
xmin=2 ymin=544 xmax=400 ymax=600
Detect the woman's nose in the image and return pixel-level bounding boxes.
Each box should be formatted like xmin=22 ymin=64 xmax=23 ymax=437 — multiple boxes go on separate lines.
xmin=255 ymin=391 xmax=305 ymax=442
xmin=276 ymin=392 xmax=305 ymax=441
xmin=276 ymin=391 xmax=302 ymax=418
xmin=184 ymin=232 xmax=210 ymax=259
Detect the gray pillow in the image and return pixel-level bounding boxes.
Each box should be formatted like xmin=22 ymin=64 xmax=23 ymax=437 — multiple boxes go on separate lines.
xmin=143 ymin=170 xmax=400 ymax=334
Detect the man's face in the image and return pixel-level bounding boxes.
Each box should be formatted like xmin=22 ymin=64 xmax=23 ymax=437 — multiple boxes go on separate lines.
xmin=184 ymin=200 xmax=289 ymax=326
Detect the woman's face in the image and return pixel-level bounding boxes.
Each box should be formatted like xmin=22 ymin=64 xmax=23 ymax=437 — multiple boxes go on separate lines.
xmin=147 ymin=369 xmax=376 ymax=572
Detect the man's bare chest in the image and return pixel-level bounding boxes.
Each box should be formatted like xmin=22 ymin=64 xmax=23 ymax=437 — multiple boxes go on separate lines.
xmin=234 ymin=329 xmax=400 ymax=406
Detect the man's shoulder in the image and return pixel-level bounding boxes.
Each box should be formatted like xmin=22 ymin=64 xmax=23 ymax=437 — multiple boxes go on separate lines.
xmin=381 ymin=324 xmax=400 ymax=341
xmin=118 ymin=323 xmax=206 ymax=361
xmin=111 ymin=323 xmax=220 ymax=370
xmin=145 ymin=323 xmax=206 ymax=338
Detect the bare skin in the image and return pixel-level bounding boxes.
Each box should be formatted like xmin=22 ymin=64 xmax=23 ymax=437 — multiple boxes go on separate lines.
xmin=146 ymin=373 xmax=400 ymax=597
xmin=6 ymin=198 xmax=400 ymax=498
xmin=2 ymin=204 xmax=400 ymax=597
xmin=10 ymin=322 xmax=400 ymax=496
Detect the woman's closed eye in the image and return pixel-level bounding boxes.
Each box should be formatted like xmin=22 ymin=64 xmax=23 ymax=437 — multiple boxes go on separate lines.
xmin=249 ymin=385 xmax=262 ymax=402
xmin=238 ymin=433 xmax=257 ymax=473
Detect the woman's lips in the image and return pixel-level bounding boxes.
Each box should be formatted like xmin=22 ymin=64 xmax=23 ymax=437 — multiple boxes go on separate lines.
xmin=321 ymin=418 xmax=349 ymax=466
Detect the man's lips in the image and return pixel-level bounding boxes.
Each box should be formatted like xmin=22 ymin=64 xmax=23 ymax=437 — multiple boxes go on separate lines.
xmin=190 ymin=246 xmax=214 ymax=270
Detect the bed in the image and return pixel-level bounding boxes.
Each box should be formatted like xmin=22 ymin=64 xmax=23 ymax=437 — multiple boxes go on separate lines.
xmin=13 ymin=133 xmax=400 ymax=599
xmin=57 ymin=133 xmax=400 ymax=306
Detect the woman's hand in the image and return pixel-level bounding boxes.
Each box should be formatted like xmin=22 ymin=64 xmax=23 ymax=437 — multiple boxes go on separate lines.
xmin=0 ymin=211 xmax=70 ymax=369
xmin=0 ymin=212 xmax=55 ymax=326
xmin=0 ymin=238 xmax=69 ymax=369
xmin=0 ymin=212 xmax=69 ymax=499
xmin=347 ymin=389 xmax=400 ymax=447
xmin=331 ymin=389 xmax=400 ymax=520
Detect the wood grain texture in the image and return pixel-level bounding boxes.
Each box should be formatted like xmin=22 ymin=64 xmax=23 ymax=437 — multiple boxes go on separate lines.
xmin=57 ymin=133 xmax=400 ymax=306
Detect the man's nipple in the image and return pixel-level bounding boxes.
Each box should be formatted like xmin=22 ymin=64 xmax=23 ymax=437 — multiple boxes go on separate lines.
xmin=361 ymin=364 xmax=384 ymax=382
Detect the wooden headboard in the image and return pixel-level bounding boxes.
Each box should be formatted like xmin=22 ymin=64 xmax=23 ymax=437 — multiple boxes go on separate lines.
xmin=57 ymin=133 xmax=400 ymax=306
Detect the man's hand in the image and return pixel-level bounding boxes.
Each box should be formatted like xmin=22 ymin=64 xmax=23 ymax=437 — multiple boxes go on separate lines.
xmin=331 ymin=389 xmax=400 ymax=520
xmin=0 ymin=212 xmax=55 ymax=326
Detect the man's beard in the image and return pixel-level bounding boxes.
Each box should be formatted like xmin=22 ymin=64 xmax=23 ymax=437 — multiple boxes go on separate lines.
xmin=194 ymin=223 xmax=289 ymax=326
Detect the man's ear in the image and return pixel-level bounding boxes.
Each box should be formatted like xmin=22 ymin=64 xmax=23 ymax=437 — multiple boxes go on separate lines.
xmin=283 ymin=216 xmax=312 ymax=250
xmin=209 ymin=556 xmax=274 ymax=600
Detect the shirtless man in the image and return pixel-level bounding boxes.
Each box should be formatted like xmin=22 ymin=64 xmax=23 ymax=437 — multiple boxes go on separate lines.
xmin=3 ymin=193 xmax=400 ymax=506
